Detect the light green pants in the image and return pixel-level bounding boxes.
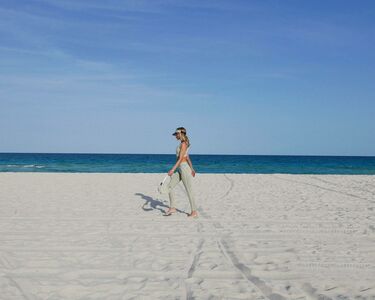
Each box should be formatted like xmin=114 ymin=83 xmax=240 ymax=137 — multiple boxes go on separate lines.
xmin=168 ymin=162 xmax=197 ymax=211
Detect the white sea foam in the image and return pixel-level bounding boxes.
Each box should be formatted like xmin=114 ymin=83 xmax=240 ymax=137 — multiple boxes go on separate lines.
xmin=2 ymin=164 xmax=45 ymax=168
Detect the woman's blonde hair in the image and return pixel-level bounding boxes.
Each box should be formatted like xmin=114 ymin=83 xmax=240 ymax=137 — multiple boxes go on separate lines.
xmin=177 ymin=127 xmax=190 ymax=147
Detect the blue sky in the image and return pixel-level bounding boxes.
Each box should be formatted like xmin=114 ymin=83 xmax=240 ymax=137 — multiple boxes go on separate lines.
xmin=0 ymin=0 xmax=374 ymax=155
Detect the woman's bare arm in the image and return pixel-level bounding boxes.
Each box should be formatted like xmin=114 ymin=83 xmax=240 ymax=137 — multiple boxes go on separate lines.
xmin=168 ymin=142 xmax=188 ymax=175
xmin=186 ymin=155 xmax=194 ymax=170
xmin=186 ymin=155 xmax=196 ymax=177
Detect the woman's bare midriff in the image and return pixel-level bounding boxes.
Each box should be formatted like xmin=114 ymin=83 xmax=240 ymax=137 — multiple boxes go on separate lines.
xmin=177 ymin=157 xmax=188 ymax=163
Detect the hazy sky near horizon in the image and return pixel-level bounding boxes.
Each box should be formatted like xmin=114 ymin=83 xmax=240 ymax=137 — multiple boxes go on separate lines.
xmin=0 ymin=0 xmax=374 ymax=155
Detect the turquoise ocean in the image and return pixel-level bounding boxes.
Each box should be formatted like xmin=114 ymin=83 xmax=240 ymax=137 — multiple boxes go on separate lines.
xmin=0 ymin=153 xmax=375 ymax=174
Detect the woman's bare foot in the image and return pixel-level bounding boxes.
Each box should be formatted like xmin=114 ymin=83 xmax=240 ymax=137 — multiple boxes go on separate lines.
xmin=164 ymin=207 xmax=176 ymax=216
xmin=187 ymin=211 xmax=198 ymax=218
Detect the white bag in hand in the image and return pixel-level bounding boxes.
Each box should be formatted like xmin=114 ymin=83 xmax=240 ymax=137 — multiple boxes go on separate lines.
xmin=158 ymin=175 xmax=170 ymax=194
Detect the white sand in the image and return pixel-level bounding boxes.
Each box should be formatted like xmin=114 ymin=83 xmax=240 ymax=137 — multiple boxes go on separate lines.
xmin=0 ymin=173 xmax=374 ymax=299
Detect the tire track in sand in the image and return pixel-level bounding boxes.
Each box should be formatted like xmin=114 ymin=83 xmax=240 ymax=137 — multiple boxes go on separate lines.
xmin=200 ymin=174 xmax=286 ymax=300
xmin=272 ymin=174 xmax=374 ymax=203
xmin=185 ymin=237 xmax=204 ymax=300
xmin=307 ymin=175 xmax=375 ymax=199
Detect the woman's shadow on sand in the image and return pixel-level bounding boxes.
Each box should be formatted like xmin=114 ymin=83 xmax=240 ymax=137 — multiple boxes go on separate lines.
xmin=134 ymin=193 xmax=186 ymax=215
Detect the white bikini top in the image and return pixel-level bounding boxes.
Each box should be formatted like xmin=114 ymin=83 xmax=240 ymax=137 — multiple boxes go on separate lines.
xmin=176 ymin=143 xmax=189 ymax=158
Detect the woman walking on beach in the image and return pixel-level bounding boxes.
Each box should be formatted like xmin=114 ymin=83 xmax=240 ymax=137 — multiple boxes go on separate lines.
xmin=164 ymin=127 xmax=198 ymax=218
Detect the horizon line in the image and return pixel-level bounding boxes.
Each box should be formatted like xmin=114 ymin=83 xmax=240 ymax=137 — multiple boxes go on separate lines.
xmin=0 ymin=152 xmax=374 ymax=158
